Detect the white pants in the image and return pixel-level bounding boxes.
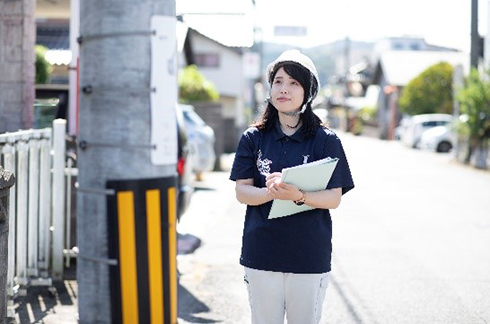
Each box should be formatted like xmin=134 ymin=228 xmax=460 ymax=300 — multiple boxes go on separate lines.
xmin=244 ymin=267 xmax=330 ymax=324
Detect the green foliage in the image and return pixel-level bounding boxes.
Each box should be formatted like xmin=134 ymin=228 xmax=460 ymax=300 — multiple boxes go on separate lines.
xmin=456 ymin=68 xmax=490 ymax=141
xmin=358 ymin=105 xmax=378 ymax=122
xmin=398 ymin=62 xmax=454 ymax=115
xmin=178 ymin=65 xmax=219 ymax=103
xmin=35 ymin=45 xmax=52 ymax=84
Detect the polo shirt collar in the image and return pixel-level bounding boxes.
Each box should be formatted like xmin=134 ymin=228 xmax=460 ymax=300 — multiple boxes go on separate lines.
xmin=272 ymin=120 xmax=305 ymax=142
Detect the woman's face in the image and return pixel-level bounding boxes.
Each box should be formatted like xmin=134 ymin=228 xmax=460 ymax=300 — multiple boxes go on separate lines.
xmin=271 ymin=67 xmax=305 ymax=113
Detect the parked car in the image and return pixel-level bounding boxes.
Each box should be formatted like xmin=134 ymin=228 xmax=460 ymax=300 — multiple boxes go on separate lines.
xmin=401 ymin=114 xmax=455 ymax=148
xmin=417 ymin=125 xmax=456 ymax=153
xmin=179 ymin=104 xmax=216 ymax=179
xmin=394 ymin=115 xmax=412 ymax=140
xmin=176 ymin=104 xmax=195 ymax=220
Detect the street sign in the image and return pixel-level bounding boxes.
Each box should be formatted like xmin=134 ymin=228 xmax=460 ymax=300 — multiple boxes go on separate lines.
xmin=243 ymin=52 xmax=260 ymax=79
xmin=151 ymin=16 xmax=178 ymax=166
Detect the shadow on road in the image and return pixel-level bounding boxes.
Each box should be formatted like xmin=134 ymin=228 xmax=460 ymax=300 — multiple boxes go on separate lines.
xmin=14 ymin=279 xmax=77 ymax=324
xmin=178 ymin=233 xmax=202 ymax=255
xmin=178 ymin=283 xmax=221 ymax=323
xmin=193 ymin=185 xmax=216 ymax=192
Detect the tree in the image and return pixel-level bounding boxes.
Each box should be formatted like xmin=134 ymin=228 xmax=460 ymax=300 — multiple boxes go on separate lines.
xmin=178 ymin=65 xmax=219 ymax=103
xmin=456 ymin=68 xmax=490 ymax=168
xmin=35 ymin=45 xmax=52 ymax=84
xmin=398 ymin=62 xmax=454 ymax=115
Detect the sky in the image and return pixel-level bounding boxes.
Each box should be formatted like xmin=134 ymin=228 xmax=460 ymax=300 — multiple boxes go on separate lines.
xmin=177 ymin=0 xmax=489 ymax=54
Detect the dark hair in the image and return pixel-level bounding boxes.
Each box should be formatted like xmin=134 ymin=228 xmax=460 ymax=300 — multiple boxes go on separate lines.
xmin=252 ymin=62 xmax=322 ymax=137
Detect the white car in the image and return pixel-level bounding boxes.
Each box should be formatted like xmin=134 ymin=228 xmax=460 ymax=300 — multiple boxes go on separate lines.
xmin=417 ymin=125 xmax=456 ymax=153
xmin=401 ymin=114 xmax=455 ymax=148
xmin=180 ymin=104 xmax=216 ymax=177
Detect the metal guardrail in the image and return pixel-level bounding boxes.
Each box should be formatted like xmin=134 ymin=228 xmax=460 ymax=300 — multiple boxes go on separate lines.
xmin=0 ymin=119 xmax=71 ymax=318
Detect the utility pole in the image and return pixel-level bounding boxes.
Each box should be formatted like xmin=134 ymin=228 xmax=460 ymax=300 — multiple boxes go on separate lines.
xmin=0 ymin=0 xmax=35 ymax=133
xmin=470 ymin=0 xmax=479 ymax=68
xmin=78 ymin=0 xmax=177 ymax=322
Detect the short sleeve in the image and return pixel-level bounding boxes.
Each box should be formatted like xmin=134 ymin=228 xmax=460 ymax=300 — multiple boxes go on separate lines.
xmin=324 ymin=132 xmax=354 ymax=195
xmin=229 ymin=128 xmax=258 ymax=181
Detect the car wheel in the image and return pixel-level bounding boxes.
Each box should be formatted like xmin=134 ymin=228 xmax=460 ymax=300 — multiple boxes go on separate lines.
xmin=437 ymin=141 xmax=452 ymax=153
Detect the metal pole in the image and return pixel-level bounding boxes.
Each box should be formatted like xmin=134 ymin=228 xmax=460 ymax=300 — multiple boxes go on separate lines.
xmin=485 ymin=0 xmax=490 ymax=69
xmin=65 ymin=157 xmax=73 ymax=268
xmin=78 ymin=0 xmax=177 ymax=322
xmin=471 ymin=0 xmax=479 ymax=68
xmin=52 ymin=119 xmax=67 ymax=280
xmin=68 ymin=0 xmax=80 ymax=135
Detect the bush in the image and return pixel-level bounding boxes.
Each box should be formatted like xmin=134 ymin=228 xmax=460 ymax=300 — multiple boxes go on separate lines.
xmin=178 ymin=65 xmax=219 ymax=103
xmin=35 ymin=45 xmax=52 ymax=84
xmin=456 ymin=68 xmax=490 ymax=167
xmin=398 ymin=62 xmax=453 ymax=115
xmin=358 ymin=105 xmax=378 ymax=124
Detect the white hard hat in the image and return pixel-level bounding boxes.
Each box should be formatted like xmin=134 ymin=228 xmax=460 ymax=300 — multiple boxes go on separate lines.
xmin=267 ymin=49 xmax=320 ymax=89
xmin=267 ymin=50 xmax=320 ymax=106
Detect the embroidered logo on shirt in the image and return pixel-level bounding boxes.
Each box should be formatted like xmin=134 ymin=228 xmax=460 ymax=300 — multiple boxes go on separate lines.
xmin=257 ymin=150 xmax=272 ymax=176
xmin=302 ymin=155 xmax=310 ymax=164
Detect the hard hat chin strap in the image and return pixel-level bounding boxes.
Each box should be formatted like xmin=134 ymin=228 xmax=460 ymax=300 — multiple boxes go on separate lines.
xmin=300 ymin=103 xmax=307 ymax=114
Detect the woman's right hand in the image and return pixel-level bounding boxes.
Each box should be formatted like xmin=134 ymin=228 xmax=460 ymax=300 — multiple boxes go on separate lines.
xmin=265 ymin=172 xmax=283 ymax=191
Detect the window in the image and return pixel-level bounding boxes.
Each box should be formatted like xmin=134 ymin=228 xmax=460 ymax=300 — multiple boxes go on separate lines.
xmin=423 ymin=121 xmax=438 ymax=127
xmin=195 ymin=53 xmax=220 ymax=68
xmin=393 ymin=42 xmax=404 ymax=49
xmin=410 ymin=43 xmax=421 ymax=50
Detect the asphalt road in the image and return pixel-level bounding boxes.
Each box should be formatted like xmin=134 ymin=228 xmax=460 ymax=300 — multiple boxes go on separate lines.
xmin=177 ymin=132 xmax=490 ymax=324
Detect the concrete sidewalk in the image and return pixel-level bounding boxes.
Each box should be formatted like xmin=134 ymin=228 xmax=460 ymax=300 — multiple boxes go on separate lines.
xmin=9 ymin=219 xmax=207 ymax=323
xmin=10 ymin=267 xmax=78 ymax=324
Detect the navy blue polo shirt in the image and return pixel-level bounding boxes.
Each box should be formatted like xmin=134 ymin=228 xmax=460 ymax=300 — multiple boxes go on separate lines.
xmin=230 ymin=121 xmax=354 ymax=274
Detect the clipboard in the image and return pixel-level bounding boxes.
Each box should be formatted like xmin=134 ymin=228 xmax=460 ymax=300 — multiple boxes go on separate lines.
xmin=268 ymin=157 xmax=339 ymax=219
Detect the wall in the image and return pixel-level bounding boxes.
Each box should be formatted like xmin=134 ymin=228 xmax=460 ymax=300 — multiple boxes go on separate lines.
xmin=192 ymin=102 xmax=225 ymax=170
xmin=191 ymin=34 xmax=243 ymax=97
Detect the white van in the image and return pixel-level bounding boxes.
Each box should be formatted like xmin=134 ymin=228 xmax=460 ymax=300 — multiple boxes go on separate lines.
xmin=401 ymin=114 xmax=455 ymax=148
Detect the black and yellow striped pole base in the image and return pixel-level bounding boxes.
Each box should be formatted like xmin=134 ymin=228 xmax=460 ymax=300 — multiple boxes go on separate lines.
xmin=107 ymin=176 xmax=178 ymax=324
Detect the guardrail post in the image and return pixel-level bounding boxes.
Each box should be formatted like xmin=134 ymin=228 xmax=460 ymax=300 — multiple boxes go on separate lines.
xmin=27 ymin=133 xmax=40 ymax=277
xmin=52 ymin=119 xmax=67 ymax=280
xmin=38 ymin=131 xmax=52 ymax=277
xmin=0 ymin=166 xmax=16 ymax=324
xmin=15 ymin=137 xmax=29 ymax=287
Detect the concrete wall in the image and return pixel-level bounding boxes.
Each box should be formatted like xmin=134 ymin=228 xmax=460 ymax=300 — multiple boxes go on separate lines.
xmin=193 ymin=102 xmax=225 ymax=170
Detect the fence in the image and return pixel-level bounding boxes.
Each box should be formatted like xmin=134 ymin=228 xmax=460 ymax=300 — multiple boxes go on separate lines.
xmin=0 ymin=119 xmax=72 ymax=318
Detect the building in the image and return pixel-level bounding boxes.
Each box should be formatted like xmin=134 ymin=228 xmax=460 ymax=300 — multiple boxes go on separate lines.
xmin=181 ymin=27 xmax=248 ymax=153
xmin=34 ymin=0 xmax=253 ymax=157
xmin=370 ymin=37 xmax=469 ymax=139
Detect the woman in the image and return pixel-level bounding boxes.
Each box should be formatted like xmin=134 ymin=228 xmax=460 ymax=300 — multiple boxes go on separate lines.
xmin=230 ymin=49 xmax=354 ymax=324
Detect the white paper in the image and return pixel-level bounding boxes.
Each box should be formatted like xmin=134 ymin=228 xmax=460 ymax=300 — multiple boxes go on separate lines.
xmin=268 ymin=158 xmax=339 ymax=219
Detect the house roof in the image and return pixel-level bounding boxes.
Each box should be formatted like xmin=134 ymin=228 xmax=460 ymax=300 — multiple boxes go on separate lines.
xmin=176 ymin=0 xmax=254 ymax=48
xmin=36 ymin=21 xmax=69 ymax=50
xmin=372 ymin=50 xmax=469 ymax=86
xmin=186 ymin=27 xmax=245 ymax=54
